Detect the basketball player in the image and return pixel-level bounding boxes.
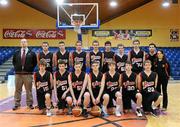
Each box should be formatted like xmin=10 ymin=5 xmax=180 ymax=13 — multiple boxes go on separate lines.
xmin=128 ymin=40 xmax=146 ymax=74
xmin=120 ymin=61 xmax=142 ymax=117
xmin=138 ymin=60 xmax=162 ymax=116
xmin=70 ymin=41 xmax=88 ymax=72
xmin=54 ymin=60 xmax=72 ymax=114
xmin=54 ymin=41 xmax=70 ymax=71
xmin=34 ymin=59 xmax=53 ymax=116
xmin=146 ymin=43 xmax=157 ymax=71
xmin=37 ymin=42 xmax=54 ymax=73
xmin=102 ymin=41 xmax=115 ymax=73
xmin=88 ymin=61 xmax=109 ymax=117
xmin=89 ymin=40 xmax=103 ymax=71
xmin=68 ymin=61 xmax=90 ymax=117
xmin=104 ymin=61 xmax=122 ymax=117
xmin=115 ymin=44 xmax=128 ymax=74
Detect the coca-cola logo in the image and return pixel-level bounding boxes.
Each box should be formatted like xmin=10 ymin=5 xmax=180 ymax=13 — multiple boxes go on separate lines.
xmin=3 ymin=29 xmax=65 ymax=39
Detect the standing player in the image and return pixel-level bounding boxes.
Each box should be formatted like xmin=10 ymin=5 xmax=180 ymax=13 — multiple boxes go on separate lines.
xmin=138 ymin=60 xmax=162 ymax=116
xmin=128 ymin=40 xmax=146 ymax=74
xmin=54 ymin=60 xmax=73 ymax=114
xmin=115 ymin=44 xmax=128 ymax=74
xmin=70 ymin=41 xmax=88 ymax=72
xmin=34 ymin=59 xmax=53 ymax=116
xmin=89 ymin=40 xmax=103 ymax=71
xmin=102 ymin=41 xmax=115 ymax=73
xmin=104 ymin=61 xmax=122 ymax=117
xmin=37 ymin=42 xmax=54 ymax=73
xmin=120 ymin=61 xmax=142 ymax=117
xmin=88 ymin=61 xmax=109 ymax=116
xmin=146 ymin=43 xmax=157 ymax=71
xmin=68 ymin=61 xmax=90 ymax=117
xmin=54 ymin=41 xmax=70 ymax=71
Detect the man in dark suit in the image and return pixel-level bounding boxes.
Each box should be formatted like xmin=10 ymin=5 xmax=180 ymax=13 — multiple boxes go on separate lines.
xmin=12 ymin=39 xmax=37 ymax=110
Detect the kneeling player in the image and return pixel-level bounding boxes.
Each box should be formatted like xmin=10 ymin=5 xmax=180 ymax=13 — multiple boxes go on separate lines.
xmin=121 ymin=61 xmax=142 ymax=117
xmin=138 ymin=60 xmax=162 ymax=117
xmin=54 ymin=60 xmax=72 ymax=114
xmin=34 ymin=59 xmax=53 ymax=116
xmin=104 ymin=61 xmax=122 ymax=117
xmin=88 ymin=61 xmax=109 ymax=117
xmin=68 ymin=61 xmax=90 ymax=117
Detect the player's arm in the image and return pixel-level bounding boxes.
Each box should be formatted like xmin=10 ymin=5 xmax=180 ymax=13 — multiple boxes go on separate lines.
xmin=97 ymin=74 xmax=105 ymax=100
xmin=87 ymin=75 xmax=95 ymax=101
xmin=101 ymin=53 xmax=104 ymax=67
xmin=79 ymin=74 xmax=88 ymax=100
xmin=143 ymin=51 xmax=146 ymax=62
xmin=52 ymin=53 xmax=56 ymax=68
xmin=50 ymin=73 xmax=53 ymax=89
xmin=137 ymin=73 xmax=142 ymax=92
xmin=53 ymin=72 xmax=59 ymax=101
xmin=119 ymin=74 xmax=123 ymax=87
xmin=36 ymin=52 xmax=40 ymax=67
xmin=155 ymin=73 xmax=158 ymax=88
xmin=68 ymin=73 xmax=76 ymax=101
xmin=86 ymin=52 xmax=90 ymax=68
xmin=127 ymin=51 xmax=131 ymax=62
xmin=69 ymin=52 xmax=73 ymax=67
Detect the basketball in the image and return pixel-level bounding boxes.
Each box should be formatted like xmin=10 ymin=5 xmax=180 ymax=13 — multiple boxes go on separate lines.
xmin=107 ymin=108 xmax=115 ymax=115
xmin=72 ymin=106 xmax=82 ymax=117
xmin=90 ymin=106 xmax=101 ymax=116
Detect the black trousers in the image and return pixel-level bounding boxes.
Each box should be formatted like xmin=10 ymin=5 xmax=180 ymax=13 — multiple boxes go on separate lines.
xmin=156 ymin=77 xmax=168 ymax=109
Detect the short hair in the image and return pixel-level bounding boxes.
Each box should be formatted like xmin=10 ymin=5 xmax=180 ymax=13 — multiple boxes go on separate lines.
xmin=117 ymin=44 xmax=124 ymax=48
xmin=108 ymin=61 xmax=116 ymax=66
xmin=39 ymin=58 xmax=47 ymax=66
xmin=42 ymin=42 xmax=49 ymax=46
xmin=58 ymin=60 xmax=66 ymax=65
xmin=59 ymin=41 xmax=65 ymax=44
xmin=76 ymin=40 xmax=82 ymax=46
xmin=143 ymin=60 xmax=152 ymax=66
xmin=149 ymin=43 xmax=156 ymax=48
xmin=21 ymin=38 xmax=27 ymax=43
xmin=105 ymin=41 xmax=111 ymax=46
xmin=125 ymin=61 xmax=132 ymax=65
xmin=74 ymin=61 xmax=82 ymax=66
xmin=92 ymin=40 xmax=99 ymax=45
xmin=132 ymin=40 xmax=140 ymax=44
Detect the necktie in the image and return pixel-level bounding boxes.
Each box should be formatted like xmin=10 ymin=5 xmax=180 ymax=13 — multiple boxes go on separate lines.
xmin=21 ymin=49 xmax=26 ymax=68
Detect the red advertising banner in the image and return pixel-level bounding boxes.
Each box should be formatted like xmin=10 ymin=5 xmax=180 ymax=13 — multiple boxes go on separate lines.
xmin=3 ymin=29 xmax=66 ymax=39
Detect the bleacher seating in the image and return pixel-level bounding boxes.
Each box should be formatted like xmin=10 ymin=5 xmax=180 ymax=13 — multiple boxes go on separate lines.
xmin=0 ymin=47 xmax=180 ymax=80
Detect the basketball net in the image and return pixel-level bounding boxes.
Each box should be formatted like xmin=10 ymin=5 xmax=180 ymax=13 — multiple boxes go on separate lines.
xmin=72 ymin=20 xmax=83 ymax=34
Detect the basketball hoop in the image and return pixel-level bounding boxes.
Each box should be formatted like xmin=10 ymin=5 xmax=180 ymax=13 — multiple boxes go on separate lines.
xmin=72 ymin=20 xmax=83 ymax=34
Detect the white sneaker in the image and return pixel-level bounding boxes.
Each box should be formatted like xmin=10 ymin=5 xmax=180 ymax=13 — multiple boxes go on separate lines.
xmin=136 ymin=109 xmax=142 ymax=117
xmin=115 ymin=110 xmax=121 ymax=117
xmin=46 ymin=109 xmax=52 ymax=117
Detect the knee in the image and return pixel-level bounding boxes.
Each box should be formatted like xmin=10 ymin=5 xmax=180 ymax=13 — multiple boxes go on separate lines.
xmin=45 ymin=93 xmax=51 ymax=100
xmin=84 ymin=92 xmax=90 ymax=99
xmin=115 ymin=92 xmax=122 ymax=99
xmin=66 ymin=96 xmax=72 ymax=103
xmin=103 ymin=94 xmax=109 ymax=101
xmin=159 ymin=95 xmax=163 ymax=101
xmin=136 ymin=93 xmax=142 ymax=100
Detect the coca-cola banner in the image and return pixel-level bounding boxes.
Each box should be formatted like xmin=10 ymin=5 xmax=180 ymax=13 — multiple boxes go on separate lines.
xmin=3 ymin=29 xmax=66 ymax=39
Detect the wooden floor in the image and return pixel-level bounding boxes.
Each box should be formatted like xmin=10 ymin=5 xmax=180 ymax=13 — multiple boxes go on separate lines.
xmin=0 ymin=76 xmax=179 ymax=127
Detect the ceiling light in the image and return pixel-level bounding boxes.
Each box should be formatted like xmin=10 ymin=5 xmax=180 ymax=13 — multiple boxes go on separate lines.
xmin=162 ymin=0 xmax=170 ymax=7
xmin=110 ymin=1 xmax=117 ymax=7
xmin=56 ymin=0 xmax=64 ymax=5
xmin=0 ymin=0 xmax=8 ymax=6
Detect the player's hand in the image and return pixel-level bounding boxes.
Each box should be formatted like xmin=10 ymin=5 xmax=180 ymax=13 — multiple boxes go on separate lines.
xmin=73 ymin=99 xmax=77 ymax=106
xmin=92 ymin=98 xmax=96 ymax=105
xmin=61 ymin=92 xmax=66 ymax=99
xmin=77 ymin=98 xmax=81 ymax=105
xmin=95 ymin=98 xmax=100 ymax=104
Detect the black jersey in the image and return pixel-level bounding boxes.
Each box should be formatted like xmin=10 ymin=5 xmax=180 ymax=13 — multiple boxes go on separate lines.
xmin=39 ymin=52 xmax=53 ymax=73
xmin=90 ymin=51 xmax=103 ymax=71
xmin=71 ymin=71 xmax=86 ymax=98
xmin=105 ymin=72 xmax=120 ymax=93
xmin=140 ymin=71 xmax=157 ymax=93
xmin=115 ymin=54 xmax=128 ymax=74
xmin=72 ymin=51 xmax=86 ymax=72
xmin=121 ymin=72 xmax=137 ymax=92
xmin=89 ymin=72 xmax=103 ymax=97
xmin=34 ymin=71 xmax=51 ymax=93
xmin=146 ymin=53 xmax=157 ymax=71
xmin=102 ymin=51 xmax=115 ymax=73
xmin=55 ymin=71 xmax=69 ymax=94
xmin=56 ymin=50 xmax=69 ymax=70
xmin=129 ymin=49 xmax=144 ymax=74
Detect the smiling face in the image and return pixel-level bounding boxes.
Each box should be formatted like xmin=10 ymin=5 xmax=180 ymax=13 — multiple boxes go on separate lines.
xmin=149 ymin=44 xmax=156 ymax=53
xmin=144 ymin=61 xmax=152 ymax=71
xmin=20 ymin=39 xmax=28 ymax=49
xmin=59 ymin=42 xmax=65 ymax=51
xmin=92 ymin=41 xmax=99 ymax=51
xmin=76 ymin=42 xmax=82 ymax=51
xmin=42 ymin=43 xmax=49 ymax=52
xmin=157 ymin=51 xmax=164 ymax=59
xmin=91 ymin=62 xmax=99 ymax=72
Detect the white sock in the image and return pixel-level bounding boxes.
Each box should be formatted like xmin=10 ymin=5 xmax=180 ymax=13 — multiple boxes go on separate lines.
xmin=152 ymin=105 xmax=157 ymax=110
xmin=116 ymin=105 xmax=121 ymax=112
xmin=102 ymin=105 xmax=107 ymax=113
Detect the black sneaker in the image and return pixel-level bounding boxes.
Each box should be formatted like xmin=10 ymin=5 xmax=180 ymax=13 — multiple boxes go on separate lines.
xmin=136 ymin=108 xmax=143 ymax=117
xmin=12 ymin=106 xmax=19 ymax=111
xmin=28 ymin=105 xmax=34 ymax=110
xmin=82 ymin=109 xmax=88 ymax=118
xmin=67 ymin=107 xmax=72 ymax=115
xmin=151 ymin=109 xmax=158 ymax=117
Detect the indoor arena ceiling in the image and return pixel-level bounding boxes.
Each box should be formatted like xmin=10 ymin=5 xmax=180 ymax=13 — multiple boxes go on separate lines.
xmin=17 ymin=0 xmax=153 ymax=24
